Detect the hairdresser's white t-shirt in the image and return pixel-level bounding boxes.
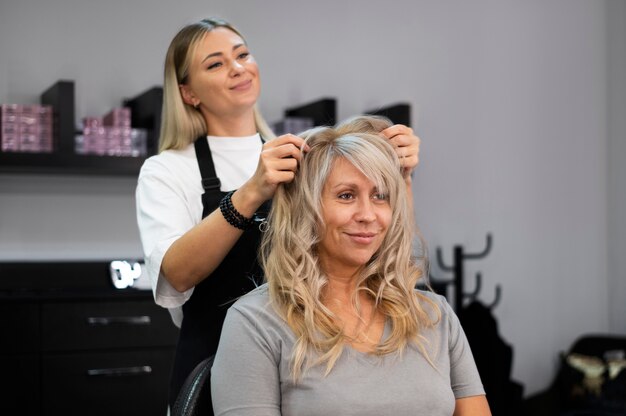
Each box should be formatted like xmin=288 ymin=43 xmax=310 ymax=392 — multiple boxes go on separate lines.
xmin=135 ymin=134 xmax=262 ymax=326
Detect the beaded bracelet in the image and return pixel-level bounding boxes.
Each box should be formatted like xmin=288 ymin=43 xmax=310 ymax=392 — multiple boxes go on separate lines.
xmin=219 ymin=191 xmax=255 ymax=230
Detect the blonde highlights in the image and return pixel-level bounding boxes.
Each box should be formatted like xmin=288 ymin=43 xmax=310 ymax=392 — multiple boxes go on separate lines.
xmin=261 ymin=115 xmax=439 ymax=381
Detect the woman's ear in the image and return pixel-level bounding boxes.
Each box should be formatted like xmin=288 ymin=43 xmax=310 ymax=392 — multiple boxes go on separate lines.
xmin=179 ymin=84 xmax=199 ymax=107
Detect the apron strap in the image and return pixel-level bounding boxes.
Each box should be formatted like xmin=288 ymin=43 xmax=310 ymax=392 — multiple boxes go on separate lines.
xmin=194 ymin=136 xmax=221 ymax=192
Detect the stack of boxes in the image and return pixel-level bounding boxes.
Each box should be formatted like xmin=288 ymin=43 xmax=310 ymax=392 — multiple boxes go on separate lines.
xmin=77 ymin=107 xmax=147 ymax=157
xmin=1 ymin=81 xmax=153 ymax=158
xmin=0 ymin=104 xmax=53 ymax=153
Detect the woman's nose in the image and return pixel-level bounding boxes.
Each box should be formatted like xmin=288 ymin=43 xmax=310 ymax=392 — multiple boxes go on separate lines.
xmin=230 ymin=61 xmax=245 ymax=76
xmin=355 ymin=199 xmax=376 ymax=223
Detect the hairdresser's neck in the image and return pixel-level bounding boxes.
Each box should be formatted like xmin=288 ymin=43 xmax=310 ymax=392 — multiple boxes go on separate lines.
xmin=205 ymin=111 xmax=256 ymax=137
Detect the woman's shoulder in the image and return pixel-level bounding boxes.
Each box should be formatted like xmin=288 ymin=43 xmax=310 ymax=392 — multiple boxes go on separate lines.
xmin=415 ymin=288 xmax=445 ymax=302
xmin=230 ymin=284 xmax=273 ymax=315
xmin=141 ymin=144 xmax=196 ymax=173
xmin=228 ymin=284 xmax=288 ymax=331
xmin=138 ymin=143 xmax=197 ymax=179
xmin=414 ymin=288 xmax=455 ymax=321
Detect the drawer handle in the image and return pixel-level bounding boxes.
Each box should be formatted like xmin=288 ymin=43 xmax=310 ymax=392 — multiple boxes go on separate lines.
xmin=86 ymin=316 xmax=151 ymax=326
xmin=87 ymin=366 xmax=153 ymax=377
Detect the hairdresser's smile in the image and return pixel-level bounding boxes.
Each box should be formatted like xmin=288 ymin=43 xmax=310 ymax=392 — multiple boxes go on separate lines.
xmin=230 ymin=79 xmax=253 ymax=91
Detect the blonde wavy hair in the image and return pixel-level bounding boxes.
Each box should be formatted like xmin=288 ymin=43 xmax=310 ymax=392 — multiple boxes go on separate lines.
xmin=261 ymin=115 xmax=440 ymax=381
xmin=158 ymin=17 xmax=275 ymax=152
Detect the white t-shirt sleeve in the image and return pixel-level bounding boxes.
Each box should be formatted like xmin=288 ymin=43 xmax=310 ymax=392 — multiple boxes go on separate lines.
xmin=136 ymin=154 xmax=195 ymax=310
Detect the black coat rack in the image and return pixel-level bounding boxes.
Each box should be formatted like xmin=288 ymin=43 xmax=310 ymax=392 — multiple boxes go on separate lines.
xmin=435 ymin=234 xmax=523 ymax=414
xmin=434 ymin=233 xmax=501 ymax=315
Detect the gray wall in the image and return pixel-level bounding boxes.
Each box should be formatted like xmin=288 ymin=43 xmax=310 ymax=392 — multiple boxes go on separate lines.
xmin=0 ymin=0 xmax=624 ymax=396
xmin=607 ymin=0 xmax=626 ymax=337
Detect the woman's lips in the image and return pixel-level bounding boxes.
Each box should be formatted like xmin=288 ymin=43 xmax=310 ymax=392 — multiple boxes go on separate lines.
xmin=346 ymin=232 xmax=377 ymax=244
xmin=230 ymin=80 xmax=252 ymax=91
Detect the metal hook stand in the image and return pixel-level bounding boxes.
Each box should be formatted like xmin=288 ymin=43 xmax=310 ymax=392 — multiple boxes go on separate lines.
xmin=435 ymin=233 xmax=500 ymax=313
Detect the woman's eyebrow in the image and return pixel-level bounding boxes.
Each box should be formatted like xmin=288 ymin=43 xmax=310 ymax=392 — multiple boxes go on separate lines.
xmin=329 ymin=182 xmax=357 ymax=190
xmin=201 ymin=44 xmax=246 ymax=63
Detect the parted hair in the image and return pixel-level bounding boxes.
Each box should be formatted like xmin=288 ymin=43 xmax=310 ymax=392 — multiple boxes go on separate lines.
xmin=158 ymin=17 xmax=274 ymax=152
xmin=260 ymin=115 xmax=440 ymax=381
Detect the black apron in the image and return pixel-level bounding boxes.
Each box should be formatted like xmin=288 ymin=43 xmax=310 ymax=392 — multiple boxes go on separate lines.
xmin=168 ymin=136 xmax=268 ymax=412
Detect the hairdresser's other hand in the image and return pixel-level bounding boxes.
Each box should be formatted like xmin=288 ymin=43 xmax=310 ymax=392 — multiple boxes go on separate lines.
xmin=380 ymin=124 xmax=420 ymax=179
xmin=245 ymin=134 xmax=309 ymax=203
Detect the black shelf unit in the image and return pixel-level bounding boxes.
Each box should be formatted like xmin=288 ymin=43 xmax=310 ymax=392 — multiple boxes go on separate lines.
xmin=0 ymin=81 xmax=160 ymax=177
xmin=0 ymin=152 xmax=145 ymax=176
xmin=2 ymin=87 xmax=410 ymax=176
xmin=365 ymin=103 xmax=411 ymax=127
xmin=123 ymin=86 xmax=163 ymax=156
xmin=285 ymin=98 xmax=337 ymax=126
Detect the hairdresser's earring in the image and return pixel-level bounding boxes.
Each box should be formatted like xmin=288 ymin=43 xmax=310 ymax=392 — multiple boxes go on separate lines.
xmin=194 ymin=102 xmax=200 ymax=110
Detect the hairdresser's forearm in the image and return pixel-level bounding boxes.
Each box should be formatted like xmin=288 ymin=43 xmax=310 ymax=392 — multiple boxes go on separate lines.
xmin=161 ymin=188 xmax=263 ymax=292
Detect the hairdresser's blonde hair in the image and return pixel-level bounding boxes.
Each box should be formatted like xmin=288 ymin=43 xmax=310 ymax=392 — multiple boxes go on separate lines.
xmin=158 ymin=18 xmax=274 ymax=152
xmin=261 ymin=115 xmax=439 ymax=381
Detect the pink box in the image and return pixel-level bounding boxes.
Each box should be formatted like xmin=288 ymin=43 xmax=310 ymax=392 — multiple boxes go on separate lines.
xmin=1 ymin=104 xmax=55 ymax=153
xmin=83 ymin=117 xmax=103 ymax=128
xmin=1 ymin=104 xmax=22 ymax=115
xmin=1 ymin=133 xmax=19 ymax=152
xmin=103 ymin=107 xmax=131 ymax=127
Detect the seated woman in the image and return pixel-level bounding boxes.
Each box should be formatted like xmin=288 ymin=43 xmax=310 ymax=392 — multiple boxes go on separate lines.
xmin=211 ymin=116 xmax=491 ymax=416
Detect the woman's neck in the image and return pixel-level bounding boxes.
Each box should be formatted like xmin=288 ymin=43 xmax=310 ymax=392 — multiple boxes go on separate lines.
xmin=204 ymin=110 xmax=257 ymax=137
xmin=323 ymin=276 xmax=384 ymax=353
xmin=324 ymin=274 xmax=359 ymax=302
xmin=322 ymin=268 xmax=371 ymax=313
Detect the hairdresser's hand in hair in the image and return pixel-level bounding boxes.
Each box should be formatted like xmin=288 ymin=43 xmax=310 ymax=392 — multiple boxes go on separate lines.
xmin=380 ymin=124 xmax=420 ymax=180
xmin=241 ymin=134 xmax=309 ymax=205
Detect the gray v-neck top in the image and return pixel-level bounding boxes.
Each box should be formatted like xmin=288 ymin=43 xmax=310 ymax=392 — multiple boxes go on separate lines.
xmin=211 ymin=285 xmax=484 ymax=416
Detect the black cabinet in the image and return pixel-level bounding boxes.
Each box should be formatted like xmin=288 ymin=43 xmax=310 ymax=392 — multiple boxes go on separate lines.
xmin=0 ymin=302 xmax=41 ymax=414
xmin=42 ymin=349 xmax=174 ymax=415
xmin=0 ymin=262 xmax=179 ymax=415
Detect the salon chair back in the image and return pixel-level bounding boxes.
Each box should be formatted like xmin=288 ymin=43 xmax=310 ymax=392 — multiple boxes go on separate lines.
xmin=171 ymin=355 xmax=215 ymax=416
